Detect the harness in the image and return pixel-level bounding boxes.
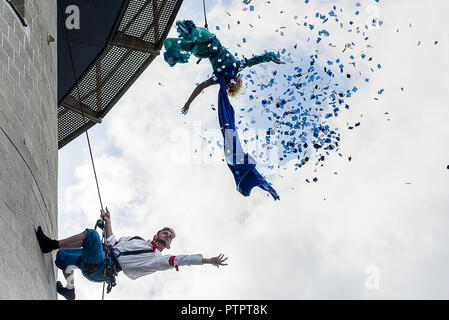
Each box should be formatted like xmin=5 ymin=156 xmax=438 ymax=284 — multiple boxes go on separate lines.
xmin=74 ymin=244 xmax=121 ymax=293
xmin=103 ymin=245 xmax=122 ymax=294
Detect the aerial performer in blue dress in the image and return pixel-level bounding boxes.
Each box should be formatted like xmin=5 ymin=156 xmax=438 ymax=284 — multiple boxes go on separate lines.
xmin=163 ymin=20 xmax=281 ymax=201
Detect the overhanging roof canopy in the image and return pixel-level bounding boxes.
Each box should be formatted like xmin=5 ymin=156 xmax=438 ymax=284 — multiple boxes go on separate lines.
xmin=57 ymin=0 xmax=183 ymax=149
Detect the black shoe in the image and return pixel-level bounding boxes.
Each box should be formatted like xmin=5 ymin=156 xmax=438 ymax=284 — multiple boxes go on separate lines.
xmin=35 ymin=226 xmax=59 ymax=253
xmin=56 ymin=281 xmax=76 ymax=300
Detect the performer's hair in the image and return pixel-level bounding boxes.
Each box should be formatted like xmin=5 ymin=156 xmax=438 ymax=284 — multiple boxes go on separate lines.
xmin=226 ymin=75 xmax=243 ymax=98
xmin=157 ymin=227 xmax=176 ymax=239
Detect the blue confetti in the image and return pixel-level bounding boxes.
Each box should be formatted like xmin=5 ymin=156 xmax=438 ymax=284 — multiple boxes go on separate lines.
xmin=226 ymin=0 xmax=385 ymax=180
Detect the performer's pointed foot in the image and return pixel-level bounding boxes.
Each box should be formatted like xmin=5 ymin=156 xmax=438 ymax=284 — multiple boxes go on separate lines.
xmin=56 ymin=281 xmax=75 ymax=300
xmin=35 ymin=226 xmax=59 ymax=253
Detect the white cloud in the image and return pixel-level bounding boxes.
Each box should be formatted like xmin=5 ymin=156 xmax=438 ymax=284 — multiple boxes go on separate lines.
xmin=58 ymin=0 xmax=449 ymax=300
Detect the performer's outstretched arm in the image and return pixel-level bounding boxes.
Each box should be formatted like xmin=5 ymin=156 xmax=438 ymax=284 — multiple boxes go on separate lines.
xmin=239 ymin=51 xmax=281 ymax=71
xmin=182 ymin=78 xmax=215 ymax=115
xmin=158 ymin=253 xmax=228 ymax=272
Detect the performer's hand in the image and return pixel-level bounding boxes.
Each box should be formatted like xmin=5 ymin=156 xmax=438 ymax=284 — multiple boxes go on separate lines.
xmin=205 ymin=254 xmax=228 ymax=268
xmin=100 ymin=207 xmax=111 ymax=222
xmin=271 ymin=56 xmax=281 ymax=64
xmin=181 ymin=103 xmax=190 ymax=115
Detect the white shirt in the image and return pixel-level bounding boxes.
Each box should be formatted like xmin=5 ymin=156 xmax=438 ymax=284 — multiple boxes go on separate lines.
xmin=106 ymin=235 xmax=203 ymax=280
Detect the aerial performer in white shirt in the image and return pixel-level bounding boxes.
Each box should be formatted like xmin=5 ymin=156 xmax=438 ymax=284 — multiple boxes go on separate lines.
xmin=35 ymin=208 xmax=228 ymax=300
xmin=163 ymin=20 xmax=281 ymax=200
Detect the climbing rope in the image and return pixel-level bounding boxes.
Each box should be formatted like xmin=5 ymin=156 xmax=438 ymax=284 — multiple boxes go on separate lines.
xmin=202 ymin=0 xmax=208 ymax=29
xmin=196 ymin=0 xmax=209 ymax=65
xmin=58 ymin=3 xmax=107 ymax=300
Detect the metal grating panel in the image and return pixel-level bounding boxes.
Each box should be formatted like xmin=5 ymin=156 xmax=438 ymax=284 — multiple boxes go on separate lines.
xmin=58 ymin=0 xmax=183 ymax=149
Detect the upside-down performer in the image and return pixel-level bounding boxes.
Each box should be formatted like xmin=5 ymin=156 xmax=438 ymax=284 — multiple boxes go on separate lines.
xmin=163 ymin=20 xmax=280 ymax=200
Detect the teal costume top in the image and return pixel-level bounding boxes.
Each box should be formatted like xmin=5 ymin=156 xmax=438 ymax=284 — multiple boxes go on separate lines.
xmin=163 ymin=21 xmax=278 ymax=83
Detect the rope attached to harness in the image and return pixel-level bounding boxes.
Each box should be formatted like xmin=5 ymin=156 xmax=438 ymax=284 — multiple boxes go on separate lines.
xmin=58 ymin=3 xmax=107 ymax=300
xmin=202 ymin=0 xmax=208 ymax=29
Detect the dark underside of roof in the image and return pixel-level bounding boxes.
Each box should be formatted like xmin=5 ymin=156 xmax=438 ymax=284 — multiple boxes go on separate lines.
xmin=57 ymin=0 xmax=183 ymax=149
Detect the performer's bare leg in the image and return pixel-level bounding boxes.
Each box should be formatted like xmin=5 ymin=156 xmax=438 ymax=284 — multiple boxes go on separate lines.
xmin=58 ymin=230 xmax=88 ymax=248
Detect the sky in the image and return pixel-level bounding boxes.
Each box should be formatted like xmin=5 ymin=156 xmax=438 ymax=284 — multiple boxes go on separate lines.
xmin=57 ymin=0 xmax=449 ymax=300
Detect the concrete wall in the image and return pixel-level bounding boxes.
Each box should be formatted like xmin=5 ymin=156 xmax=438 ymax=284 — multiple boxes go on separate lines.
xmin=0 ymin=0 xmax=57 ymax=299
